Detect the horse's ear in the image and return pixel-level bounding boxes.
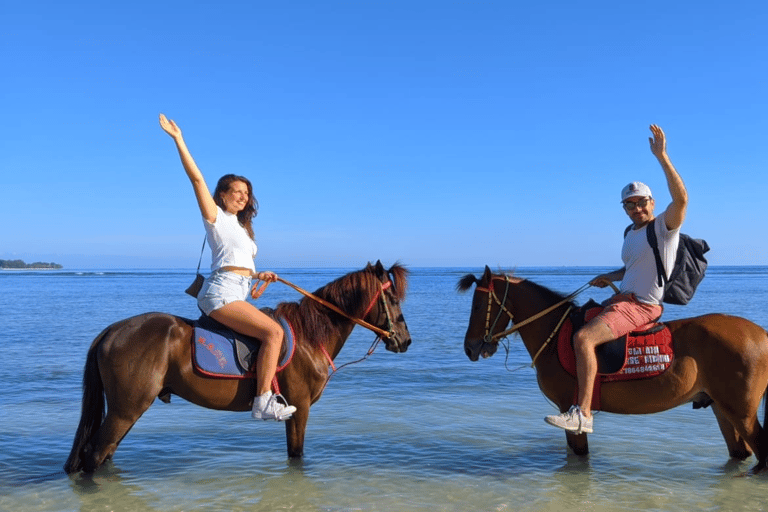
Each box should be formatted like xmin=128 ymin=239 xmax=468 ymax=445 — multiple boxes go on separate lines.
xmin=374 ymin=260 xmax=385 ymax=274
xmin=483 ymin=265 xmax=493 ymax=280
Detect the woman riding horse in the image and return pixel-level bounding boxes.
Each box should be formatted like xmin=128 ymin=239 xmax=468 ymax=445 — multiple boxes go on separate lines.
xmin=160 ymin=114 xmax=295 ymax=421
xmin=65 ymin=261 xmax=411 ymax=473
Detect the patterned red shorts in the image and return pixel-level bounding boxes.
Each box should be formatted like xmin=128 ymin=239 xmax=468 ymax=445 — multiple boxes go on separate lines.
xmin=592 ymin=293 xmax=662 ymax=338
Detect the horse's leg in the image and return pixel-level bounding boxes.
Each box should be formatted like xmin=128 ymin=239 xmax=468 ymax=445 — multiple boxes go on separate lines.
xmin=83 ymin=412 xmax=143 ymax=472
xmin=282 ymin=384 xmax=311 ymax=458
xmin=565 ymin=432 xmax=589 ymax=456
xmin=84 ymin=385 xmax=160 ymax=471
xmin=711 ymin=403 xmax=752 ymax=460
xmin=284 ymin=404 xmax=310 ymax=459
xmin=84 ymin=347 xmax=166 ymax=471
xmin=709 ymin=400 xmax=765 ymax=470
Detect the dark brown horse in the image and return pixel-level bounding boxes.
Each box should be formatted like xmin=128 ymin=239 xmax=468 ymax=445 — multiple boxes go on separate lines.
xmin=65 ymin=261 xmax=411 ymax=474
xmin=458 ymin=266 xmax=768 ymax=471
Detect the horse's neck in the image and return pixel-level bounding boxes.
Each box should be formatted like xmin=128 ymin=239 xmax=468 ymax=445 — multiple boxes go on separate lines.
xmin=324 ymin=323 xmax=356 ymax=361
xmin=311 ymin=283 xmax=374 ymax=360
xmin=509 ymin=284 xmax=566 ymax=361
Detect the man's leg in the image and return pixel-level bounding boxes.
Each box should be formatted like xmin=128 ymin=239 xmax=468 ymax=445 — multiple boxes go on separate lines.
xmin=545 ymin=317 xmax=616 ymax=434
xmin=573 ymin=319 xmax=616 ymax=417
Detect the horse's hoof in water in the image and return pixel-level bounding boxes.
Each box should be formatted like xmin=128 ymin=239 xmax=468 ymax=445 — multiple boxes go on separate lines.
xmin=750 ymin=461 xmax=767 ymax=475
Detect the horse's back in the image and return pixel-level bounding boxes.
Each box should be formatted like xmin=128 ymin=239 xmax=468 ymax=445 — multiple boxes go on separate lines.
xmin=98 ymin=312 xmax=193 ymax=359
xmin=668 ymin=313 xmax=767 ymax=340
xmin=667 ymin=313 xmax=768 ymax=367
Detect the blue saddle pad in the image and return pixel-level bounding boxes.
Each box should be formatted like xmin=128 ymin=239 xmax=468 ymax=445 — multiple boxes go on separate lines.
xmin=192 ymin=311 xmax=295 ymax=379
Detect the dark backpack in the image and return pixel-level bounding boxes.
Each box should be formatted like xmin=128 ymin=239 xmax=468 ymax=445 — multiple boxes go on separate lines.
xmin=624 ymin=218 xmax=710 ymax=305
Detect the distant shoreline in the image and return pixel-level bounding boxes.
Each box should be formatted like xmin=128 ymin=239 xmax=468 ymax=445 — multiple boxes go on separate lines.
xmin=0 ymin=259 xmax=63 ymax=270
xmin=1 ymin=267 xmax=60 ymax=271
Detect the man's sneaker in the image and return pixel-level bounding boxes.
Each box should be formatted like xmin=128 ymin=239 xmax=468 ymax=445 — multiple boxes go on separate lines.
xmin=544 ymin=405 xmax=593 ymax=434
xmin=252 ymin=392 xmax=297 ymax=421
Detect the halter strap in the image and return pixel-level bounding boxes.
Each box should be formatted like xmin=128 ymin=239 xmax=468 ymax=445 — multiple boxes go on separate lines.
xmin=363 ymin=281 xmax=392 ymax=317
xmin=319 ymin=344 xmax=337 ymax=372
xmin=478 ymin=276 xmax=516 ymax=344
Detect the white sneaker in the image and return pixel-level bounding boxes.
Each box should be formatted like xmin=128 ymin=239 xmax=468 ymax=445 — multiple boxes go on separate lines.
xmin=252 ymin=392 xmax=297 ymax=421
xmin=544 ymin=405 xmax=593 ymax=434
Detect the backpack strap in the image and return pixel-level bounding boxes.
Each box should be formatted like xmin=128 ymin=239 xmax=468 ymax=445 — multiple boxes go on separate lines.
xmin=644 ymin=218 xmax=667 ymax=288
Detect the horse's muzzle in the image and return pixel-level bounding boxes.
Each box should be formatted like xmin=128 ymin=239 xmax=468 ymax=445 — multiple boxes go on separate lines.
xmin=385 ymin=333 xmax=411 ymax=353
xmin=465 ymin=339 xmax=497 ymax=361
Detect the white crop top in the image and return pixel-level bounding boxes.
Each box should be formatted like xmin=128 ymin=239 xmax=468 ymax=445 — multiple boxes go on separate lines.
xmin=203 ymin=206 xmax=257 ymax=272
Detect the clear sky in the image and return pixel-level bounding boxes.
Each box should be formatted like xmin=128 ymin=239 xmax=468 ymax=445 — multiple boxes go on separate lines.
xmin=2 ymin=0 xmax=766 ymax=269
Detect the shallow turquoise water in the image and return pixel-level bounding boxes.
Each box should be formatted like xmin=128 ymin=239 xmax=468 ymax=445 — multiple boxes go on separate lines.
xmin=1 ymin=266 xmax=767 ymax=511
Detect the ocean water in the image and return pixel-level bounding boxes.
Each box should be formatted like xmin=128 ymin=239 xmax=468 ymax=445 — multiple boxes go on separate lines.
xmin=1 ymin=265 xmax=768 ymax=511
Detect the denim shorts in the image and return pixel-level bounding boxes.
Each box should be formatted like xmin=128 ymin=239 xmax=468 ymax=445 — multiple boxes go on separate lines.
xmin=197 ymin=270 xmax=252 ymax=315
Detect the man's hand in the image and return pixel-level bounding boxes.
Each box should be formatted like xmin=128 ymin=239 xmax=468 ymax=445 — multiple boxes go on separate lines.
xmin=649 ymin=124 xmax=667 ymax=160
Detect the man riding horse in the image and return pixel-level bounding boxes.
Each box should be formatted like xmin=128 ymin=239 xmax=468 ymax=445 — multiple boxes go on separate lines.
xmin=545 ymin=124 xmax=688 ymax=435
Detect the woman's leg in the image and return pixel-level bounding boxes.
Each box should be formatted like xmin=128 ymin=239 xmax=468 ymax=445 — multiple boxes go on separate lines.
xmin=209 ymin=301 xmax=283 ymax=395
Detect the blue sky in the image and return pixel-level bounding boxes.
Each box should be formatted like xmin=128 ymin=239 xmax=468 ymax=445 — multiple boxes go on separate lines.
xmin=2 ymin=1 xmax=766 ymax=268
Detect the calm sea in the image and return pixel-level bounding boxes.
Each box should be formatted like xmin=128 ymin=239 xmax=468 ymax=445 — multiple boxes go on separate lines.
xmin=1 ymin=266 xmax=768 ymax=511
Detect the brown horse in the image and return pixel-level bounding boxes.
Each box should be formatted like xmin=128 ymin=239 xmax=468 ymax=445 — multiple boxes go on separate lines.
xmin=458 ymin=266 xmax=768 ymax=472
xmin=65 ymin=261 xmax=411 ymax=474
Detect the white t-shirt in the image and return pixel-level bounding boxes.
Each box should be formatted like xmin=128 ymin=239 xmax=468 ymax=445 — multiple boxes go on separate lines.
xmin=203 ymin=206 xmax=257 ymax=272
xmin=620 ymin=211 xmax=680 ymax=305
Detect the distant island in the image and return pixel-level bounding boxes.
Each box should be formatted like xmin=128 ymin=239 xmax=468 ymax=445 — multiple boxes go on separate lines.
xmin=0 ymin=259 xmax=63 ymax=269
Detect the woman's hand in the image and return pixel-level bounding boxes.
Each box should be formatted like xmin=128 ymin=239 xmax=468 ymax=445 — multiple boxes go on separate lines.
xmin=255 ymin=271 xmax=278 ymax=282
xmin=159 ymin=114 xmax=182 ymax=140
xmin=251 ymin=271 xmax=279 ymax=299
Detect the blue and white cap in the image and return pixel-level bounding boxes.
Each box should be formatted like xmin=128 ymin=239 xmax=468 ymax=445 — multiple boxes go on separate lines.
xmin=621 ymin=182 xmax=652 ymax=202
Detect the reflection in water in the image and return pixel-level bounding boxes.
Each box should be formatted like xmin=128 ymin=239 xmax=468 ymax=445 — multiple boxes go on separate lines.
xmin=70 ymin=462 xmax=161 ymax=512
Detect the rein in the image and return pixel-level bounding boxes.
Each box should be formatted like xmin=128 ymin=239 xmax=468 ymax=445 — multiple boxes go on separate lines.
xmin=489 ymin=282 xmax=592 ymax=342
xmin=477 ymin=276 xmax=592 ymax=344
xmin=477 ymin=277 xmax=621 ymax=368
xmin=267 ymin=276 xmax=397 ymax=386
xmin=253 ymin=276 xmax=396 ymax=339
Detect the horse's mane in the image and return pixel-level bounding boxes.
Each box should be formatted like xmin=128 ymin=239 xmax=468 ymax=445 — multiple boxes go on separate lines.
xmin=276 ymin=262 xmax=408 ymax=347
xmin=520 ymin=278 xmax=574 ymax=307
xmin=457 ymin=270 xmax=575 ymax=307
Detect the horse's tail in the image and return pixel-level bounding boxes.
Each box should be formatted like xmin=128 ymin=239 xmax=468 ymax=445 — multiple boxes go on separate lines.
xmin=63 ymin=327 xmax=109 ymax=474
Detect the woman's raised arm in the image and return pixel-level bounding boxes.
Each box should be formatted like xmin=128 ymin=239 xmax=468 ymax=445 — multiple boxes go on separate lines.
xmin=159 ymin=114 xmax=218 ymax=223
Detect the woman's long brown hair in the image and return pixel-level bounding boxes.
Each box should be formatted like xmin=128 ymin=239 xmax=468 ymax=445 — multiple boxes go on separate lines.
xmin=213 ymin=174 xmax=258 ymax=239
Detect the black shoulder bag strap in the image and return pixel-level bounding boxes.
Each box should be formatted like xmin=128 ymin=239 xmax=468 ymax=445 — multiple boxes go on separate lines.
xmin=195 ymin=236 xmax=206 ymax=274
xmin=644 ymin=218 xmax=667 ymax=288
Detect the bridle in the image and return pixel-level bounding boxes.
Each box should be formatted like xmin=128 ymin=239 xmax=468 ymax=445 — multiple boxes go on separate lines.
xmin=361 ymin=279 xmax=398 ymax=341
xmin=475 ymin=276 xmax=517 ymax=345
xmin=274 ymin=275 xmax=402 ymax=381
xmin=317 ymin=278 xmax=400 ymax=375
xmin=474 ymin=276 xmax=592 ymax=360
xmin=265 ymin=276 xmax=398 ymax=341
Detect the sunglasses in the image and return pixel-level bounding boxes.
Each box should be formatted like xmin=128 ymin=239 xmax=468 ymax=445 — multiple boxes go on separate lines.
xmin=622 ymin=197 xmax=651 ymax=211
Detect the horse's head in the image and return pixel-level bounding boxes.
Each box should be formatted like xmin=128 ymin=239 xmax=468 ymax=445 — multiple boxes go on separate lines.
xmin=364 ymin=260 xmax=411 ymax=353
xmin=457 ymin=265 xmax=521 ymax=361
